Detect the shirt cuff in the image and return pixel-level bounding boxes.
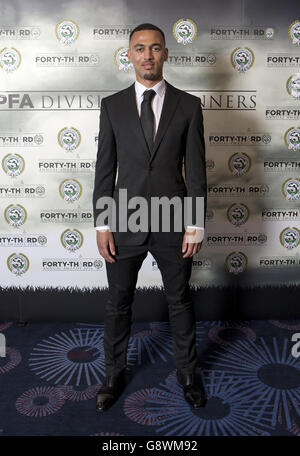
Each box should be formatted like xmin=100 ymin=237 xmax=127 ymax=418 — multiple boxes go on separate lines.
xmin=95 ymin=226 xmax=111 ymax=231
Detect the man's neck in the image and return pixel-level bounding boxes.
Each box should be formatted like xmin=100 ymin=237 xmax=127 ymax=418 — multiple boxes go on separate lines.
xmin=135 ymin=76 xmax=164 ymax=88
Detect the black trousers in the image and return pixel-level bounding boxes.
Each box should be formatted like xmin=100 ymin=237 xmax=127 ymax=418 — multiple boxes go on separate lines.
xmin=104 ymin=232 xmax=197 ymax=377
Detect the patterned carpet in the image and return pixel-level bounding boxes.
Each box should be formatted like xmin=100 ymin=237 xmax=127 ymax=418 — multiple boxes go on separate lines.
xmin=0 ymin=320 xmax=299 ymax=436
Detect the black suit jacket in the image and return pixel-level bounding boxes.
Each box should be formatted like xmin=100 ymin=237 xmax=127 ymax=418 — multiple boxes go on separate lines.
xmin=92 ymin=79 xmax=207 ymax=245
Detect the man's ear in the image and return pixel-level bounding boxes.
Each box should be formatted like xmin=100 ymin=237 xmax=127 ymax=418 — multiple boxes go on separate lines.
xmin=164 ymin=47 xmax=168 ymax=61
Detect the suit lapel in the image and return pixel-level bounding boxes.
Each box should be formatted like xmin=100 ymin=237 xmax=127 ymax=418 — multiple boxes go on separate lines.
xmin=150 ymin=80 xmax=180 ymax=163
xmin=123 ymin=80 xmax=180 ymax=162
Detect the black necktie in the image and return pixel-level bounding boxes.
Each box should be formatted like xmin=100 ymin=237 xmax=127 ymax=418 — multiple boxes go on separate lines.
xmin=140 ymin=89 xmax=156 ymax=151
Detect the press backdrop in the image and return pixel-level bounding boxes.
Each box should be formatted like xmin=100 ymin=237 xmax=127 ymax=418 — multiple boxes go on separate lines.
xmin=0 ymin=0 xmax=299 ymax=299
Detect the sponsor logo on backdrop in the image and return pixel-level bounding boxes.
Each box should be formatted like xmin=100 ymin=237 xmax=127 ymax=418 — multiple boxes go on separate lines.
xmin=260 ymin=256 xmax=300 ymax=267
xmin=266 ymin=108 xmax=300 ymax=120
xmin=40 ymin=209 xmax=92 ymax=223
xmin=0 ymin=47 xmax=21 ymax=72
xmin=0 ymin=26 xmax=40 ymax=39
xmin=286 ymin=74 xmax=300 ymax=99
xmin=0 ymin=134 xmax=43 ymax=146
xmin=38 ymin=158 xmax=95 ymax=172
xmin=0 ymin=184 xmax=45 ymax=198
xmin=209 ymin=133 xmax=270 ymax=145
xmin=207 ymin=233 xmax=267 ymax=246
xmin=227 ymin=203 xmax=249 ymax=226
xmin=262 ymin=209 xmax=300 ymax=221
xmin=264 ymin=160 xmax=300 ymax=172
xmin=0 ymin=91 xmax=256 ymax=110
xmin=280 ymin=227 xmax=300 ymax=249
xmin=58 ymin=127 xmax=81 ymax=151
xmin=192 ymin=258 xmax=212 ymax=270
xmin=282 ymin=178 xmax=300 ymax=201
xmin=166 ymin=52 xmax=216 ymax=66
xmin=59 ymin=178 xmax=82 ymax=203
xmin=206 ymin=159 xmax=215 ymax=170
xmin=208 ymin=184 xmax=269 ymax=196
xmin=61 ymin=229 xmax=83 ymax=252
xmin=266 ymin=54 xmax=300 ymax=67
xmin=7 ymin=253 xmax=29 ymax=275
xmin=206 ymin=210 xmax=214 ymax=221
xmin=42 ymin=257 xmax=103 ymax=271
xmin=211 ymin=26 xmax=274 ymax=40
xmin=2 ymin=153 xmax=25 ymax=177
xmin=35 ymin=53 xmax=100 ymax=67
xmin=4 ymin=204 xmax=27 ymax=227
xmin=231 ymin=47 xmax=254 ymax=72
xmin=284 ymin=127 xmax=300 ymax=151
xmin=0 ymin=235 xmax=47 ymax=247
xmin=288 ymin=21 xmax=300 ymax=46
xmin=228 ymin=152 xmax=251 ymax=176
xmin=173 ymin=19 xmax=197 ymax=45
xmin=225 ymin=252 xmax=248 ymax=274
xmin=114 ymin=47 xmax=133 ymax=72
xmin=56 ymin=20 xmax=79 ymax=45
xmin=93 ymin=26 xmax=133 ymax=39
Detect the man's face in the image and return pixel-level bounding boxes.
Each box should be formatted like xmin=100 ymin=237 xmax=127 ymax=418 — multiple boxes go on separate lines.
xmin=127 ymin=29 xmax=168 ymax=82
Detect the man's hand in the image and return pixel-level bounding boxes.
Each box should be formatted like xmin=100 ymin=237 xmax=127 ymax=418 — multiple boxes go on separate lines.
xmin=96 ymin=230 xmax=116 ymax=263
xmin=182 ymin=228 xmax=203 ymax=258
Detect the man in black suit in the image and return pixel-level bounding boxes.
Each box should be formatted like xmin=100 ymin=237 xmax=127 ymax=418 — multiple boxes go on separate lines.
xmin=93 ymin=23 xmax=207 ymax=411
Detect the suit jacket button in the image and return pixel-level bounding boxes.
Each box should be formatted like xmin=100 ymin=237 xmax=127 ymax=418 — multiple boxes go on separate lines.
xmin=149 ymin=165 xmax=153 ymax=170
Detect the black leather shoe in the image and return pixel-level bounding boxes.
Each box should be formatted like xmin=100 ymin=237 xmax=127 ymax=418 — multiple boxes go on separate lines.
xmin=96 ymin=371 xmax=126 ymax=411
xmin=176 ymin=369 xmax=205 ymax=408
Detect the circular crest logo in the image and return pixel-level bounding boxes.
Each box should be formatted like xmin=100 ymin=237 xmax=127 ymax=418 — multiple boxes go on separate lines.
xmin=231 ymin=47 xmax=254 ymax=73
xmin=94 ymin=259 xmax=103 ymax=269
xmin=258 ymin=234 xmax=267 ymax=244
xmin=59 ymin=178 xmax=82 ymax=203
xmin=7 ymin=253 xmax=29 ymax=276
xmin=206 ymin=210 xmax=214 ymax=221
xmin=61 ymin=229 xmax=83 ymax=252
xmin=2 ymin=153 xmax=25 ymax=177
xmin=206 ymin=159 xmax=215 ymax=170
xmin=38 ymin=235 xmax=47 ymax=246
xmin=286 ymin=74 xmax=300 ymax=100
xmin=173 ymin=19 xmax=197 ymax=45
xmin=114 ymin=47 xmax=133 ymax=72
xmin=35 ymin=185 xmax=45 ymax=196
xmin=284 ymin=127 xmax=300 ymax=151
xmin=280 ymin=227 xmax=300 ymax=249
xmin=225 ymin=252 xmax=248 ymax=274
xmin=31 ymin=27 xmax=41 ymax=39
xmin=260 ymin=184 xmax=269 ymax=194
xmin=34 ymin=134 xmax=44 ymax=145
xmin=4 ymin=204 xmax=27 ymax=227
xmin=56 ymin=20 xmax=79 ymax=45
xmin=282 ymin=178 xmax=300 ymax=201
xmin=58 ymin=127 xmax=81 ymax=151
xmin=228 ymin=152 xmax=251 ymax=176
xmin=265 ymin=28 xmax=275 ymax=39
xmin=262 ymin=134 xmax=271 ymax=144
xmin=288 ymin=20 xmax=300 ymax=46
xmin=207 ymin=54 xmax=216 ymax=65
xmin=227 ymin=203 xmax=249 ymax=226
xmin=0 ymin=47 xmax=21 ymax=72
xmin=90 ymin=54 xmax=100 ymax=65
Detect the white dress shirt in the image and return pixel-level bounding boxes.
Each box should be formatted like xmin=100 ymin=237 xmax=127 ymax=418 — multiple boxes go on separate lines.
xmin=96 ymin=78 xmax=204 ymax=237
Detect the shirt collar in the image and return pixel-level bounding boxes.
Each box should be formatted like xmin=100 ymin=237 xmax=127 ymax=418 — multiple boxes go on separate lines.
xmin=135 ymin=78 xmax=166 ymax=99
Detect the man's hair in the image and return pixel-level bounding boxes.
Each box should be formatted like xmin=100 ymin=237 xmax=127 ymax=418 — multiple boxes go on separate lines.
xmin=129 ymin=23 xmax=166 ymax=46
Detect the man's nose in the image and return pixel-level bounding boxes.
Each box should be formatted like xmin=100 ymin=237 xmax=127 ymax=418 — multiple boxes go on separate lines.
xmin=144 ymin=47 xmax=153 ymax=60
